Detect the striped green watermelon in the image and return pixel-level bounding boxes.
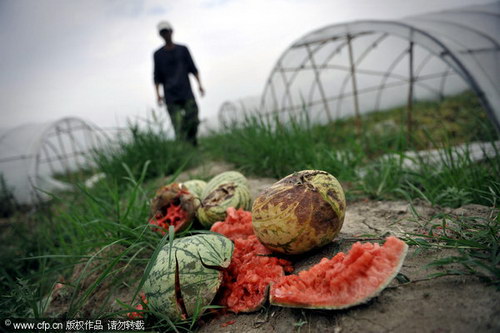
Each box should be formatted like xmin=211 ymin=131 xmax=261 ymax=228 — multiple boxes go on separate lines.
xmin=270 ymin=236 xmax=408 ymax=309
xmin=201 ymin=171 xmax=248 ymax=199
xmin=144 ymin=234 xmax=234 ymax=321
xmin=181 ymin=179 xmax=207 ymax=199
xmin=198 ymin=183 xmax=252 ymax=228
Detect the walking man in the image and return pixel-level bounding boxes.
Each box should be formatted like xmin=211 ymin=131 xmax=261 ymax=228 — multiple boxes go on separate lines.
xmin=153 ymin=21 xmax=205 ymax=146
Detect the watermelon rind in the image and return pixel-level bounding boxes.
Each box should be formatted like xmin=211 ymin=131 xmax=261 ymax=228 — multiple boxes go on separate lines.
xmin=269 ymin=237 xmax=408 ymax=310
xmin=198 ymin=182 xmax=252 ymax=228
xmin=201 ymin=171 xmax=248 ymax=199
xmin=181 ymin=179 xmax=207 ymax=199
xmin=144 ymin=234 xmax=234 ymax=320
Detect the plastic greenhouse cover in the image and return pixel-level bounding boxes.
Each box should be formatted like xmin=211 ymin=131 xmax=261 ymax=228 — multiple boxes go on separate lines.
xmin=0 ymin=118 xmax=106 ymax=204
xmin=216 ymin=95 xmax=261 ymax=127
xmin=259 ymin=1 xmax=500 ymax=130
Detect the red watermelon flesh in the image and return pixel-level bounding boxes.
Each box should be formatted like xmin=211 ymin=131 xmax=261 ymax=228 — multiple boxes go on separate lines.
xmin=210 ymin=207 xmax=254 ymax=240
xmin=149 ymin=184 xmax=197 ymax=235
xmin=149 ymin=202 xmax=188 ymax=235
xmin=210 ymin=208 xmax=293 ymax=313
xmin=270 ymin=236 xmax=408 ymax=309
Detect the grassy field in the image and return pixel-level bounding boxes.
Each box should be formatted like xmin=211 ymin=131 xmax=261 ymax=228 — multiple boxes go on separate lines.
xmin=202 ymin=91 xmax=499 ymax=206
xmin=0 ymin=91 xmax=498 ymax=330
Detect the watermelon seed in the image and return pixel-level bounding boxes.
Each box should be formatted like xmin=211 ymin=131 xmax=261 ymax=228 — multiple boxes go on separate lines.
xmin=174 ymin=253 xmax=189 ymax=320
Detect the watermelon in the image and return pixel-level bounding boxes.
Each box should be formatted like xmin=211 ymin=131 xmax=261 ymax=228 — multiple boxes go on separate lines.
xmin=149 ymin=183 xmax=199 ymax=234
xmin=144 ymin=234 xmax=233 ymax=321
xmin=252 ymin=170 xmax=346 ymax=254
xmin=181 ymin=179 xmax=207 ymax=199
xmin=210 ymin=208 xmax=293 ymax=313
xmin=201 ymin=171 xmax=248 ymax=199
xmin=270 ymin=236 xmax=408 ymax=309
xmin=198 ymin=173 xmax=252 ymax=228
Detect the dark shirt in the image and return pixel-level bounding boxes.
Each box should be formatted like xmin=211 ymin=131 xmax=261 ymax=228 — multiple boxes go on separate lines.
xmin=153 ymin=44 xmax=198 ymax=103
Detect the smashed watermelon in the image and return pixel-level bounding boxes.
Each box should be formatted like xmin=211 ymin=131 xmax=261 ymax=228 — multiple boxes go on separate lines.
xmin=210 ymin=207 xmax=254 ymax=240
xmin=149 ymin=183 xmax=198 ymax=235
xmin=210 ymin=208 xmax=293 ymax=313
xmin=270 ymin=236 xmax=408 ymax=309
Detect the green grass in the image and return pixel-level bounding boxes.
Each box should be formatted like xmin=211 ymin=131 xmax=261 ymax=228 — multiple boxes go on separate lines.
xmin=201 ymin=112 xmax=327 ymax=178
xmin=0 ymin=162 xmax=159 ymax=317
xmin=201 ymin=91 xmax=499 ymax=206
xmin=355 ymin=146 xmax=500 ymax=207
xmin=403 ymin=207 xmax=500 ymax=288
xmin=92 ymin=111 xmax=200 ymax=186
xmin=0 ymin=161 xmax=214 ymax=331
xmin=0 ymin=173 xmax=18 ymax=217
xmin=1 ymin=91 xmax=498 ymax=330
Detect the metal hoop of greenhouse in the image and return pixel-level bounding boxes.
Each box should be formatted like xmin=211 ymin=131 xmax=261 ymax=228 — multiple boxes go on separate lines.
xmin=0 ymin=117 xmax=108 ymax=205
xmin=260 ymin=2 xmax=500 ymax=132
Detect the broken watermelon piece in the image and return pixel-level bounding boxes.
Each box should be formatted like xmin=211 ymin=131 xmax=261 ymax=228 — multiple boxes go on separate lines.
xmin=210 ymin=207 xmax=254 ymax=240
xmin=149 ymin=183 xmax=198 ymax=234
xmin=127 ymin=293 xmax=148 ymax=319
xmin=270 ymin=236 xmax=408 ymax=309
xmin=210 ymin=208 xmax=293 ymax=313
xmin=149 ymin=202 xmax=188 ymax=235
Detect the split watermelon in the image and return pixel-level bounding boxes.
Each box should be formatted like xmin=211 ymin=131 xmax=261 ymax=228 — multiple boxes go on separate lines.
xmin=198 ymin=172 xmax=252 ymax=228
xmin=149 ymin=183 xmax=199 ymax=234
xmin=144 ymin=234 xmax=234 ymax=321
xmin=270 ymin=236 xmax=408 ymax=309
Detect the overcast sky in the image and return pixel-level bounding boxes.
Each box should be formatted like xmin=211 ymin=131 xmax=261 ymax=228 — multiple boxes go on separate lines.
xmin=0 ymin=0 xmax=493 ymax=131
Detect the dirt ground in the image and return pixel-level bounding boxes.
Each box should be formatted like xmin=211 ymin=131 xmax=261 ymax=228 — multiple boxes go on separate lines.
xmin=45 ymin=162 xmax=499 ymax=332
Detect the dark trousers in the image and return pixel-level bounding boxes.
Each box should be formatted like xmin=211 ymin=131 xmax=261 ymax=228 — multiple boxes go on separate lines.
xmin=166 ymin=98 xmax=199 ymax=146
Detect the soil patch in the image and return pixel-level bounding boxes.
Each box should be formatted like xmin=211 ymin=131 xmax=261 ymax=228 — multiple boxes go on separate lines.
xmin=45 ymin=244 xmax=143 ymax=318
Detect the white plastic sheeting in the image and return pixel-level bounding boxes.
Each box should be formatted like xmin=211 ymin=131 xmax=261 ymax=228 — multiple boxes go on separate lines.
xmin=0 ymin=117 xmax=107 ymax=204
xmin=218 ymin=96 xmax=261 ymax=126
xmin=260 ymin=2 xmax=500 ymax=130
xmin=381 ymin=140 xmax=500 ymax=173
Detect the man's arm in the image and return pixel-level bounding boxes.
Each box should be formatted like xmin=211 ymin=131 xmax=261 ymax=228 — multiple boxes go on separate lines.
xmin=185 ymin=46 xmax=205 ymax=97
xmin=155 ymin=83 xmax=163 ymax=106
xmin=153 ymin=52 xmax=163 ymax=106
xmin=194 ymin=72 xmax=205 ymax=97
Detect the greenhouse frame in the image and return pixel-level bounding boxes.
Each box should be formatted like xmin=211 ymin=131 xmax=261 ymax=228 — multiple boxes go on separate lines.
xmin=227 ymin=2 xmax=500 ymax=131
xmin=0 ymin=117 xmax=107 ymax=204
